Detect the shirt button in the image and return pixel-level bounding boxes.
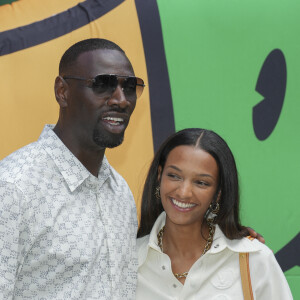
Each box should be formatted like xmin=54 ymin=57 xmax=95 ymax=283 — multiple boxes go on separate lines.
xmin=162 ymin=265 xmax=166 ymax=270
xmin=173 ymin=284 xmax=177 ymax=288
xmin=214 ymin=244 xmax=219 ymax=248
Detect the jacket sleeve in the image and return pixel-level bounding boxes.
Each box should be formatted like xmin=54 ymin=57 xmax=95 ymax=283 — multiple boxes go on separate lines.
xmin=0 ymin=181 xmax=22 ymax=300
xmin=250 ymin=244 xmax=293 ymax=299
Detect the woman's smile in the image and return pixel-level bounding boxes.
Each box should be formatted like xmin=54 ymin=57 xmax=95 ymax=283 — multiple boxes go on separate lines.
xmin=169 ymin=197 xmax=197 ymax=211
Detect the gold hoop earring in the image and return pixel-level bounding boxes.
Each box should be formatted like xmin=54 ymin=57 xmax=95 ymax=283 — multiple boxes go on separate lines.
xmin=155 ymin=186 xmax=161 ymax=200
xmin=205 ymin=201 xmax=219 ymax=225
xmin=209 ymin=202 xmax=220 ymax=214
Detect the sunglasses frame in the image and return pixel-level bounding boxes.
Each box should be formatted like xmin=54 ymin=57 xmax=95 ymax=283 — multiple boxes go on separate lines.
xmin=63 ymin=74 xmax=145 ymax=100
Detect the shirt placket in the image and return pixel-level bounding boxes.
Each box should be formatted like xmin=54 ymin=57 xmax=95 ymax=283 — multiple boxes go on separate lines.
xmin=96 ymin=184 xmax=120 ymax=293
xmin=86 ymin=176 xmax=113 ymax=297
xmin=158 ymin=252 xmax=184 ymax=300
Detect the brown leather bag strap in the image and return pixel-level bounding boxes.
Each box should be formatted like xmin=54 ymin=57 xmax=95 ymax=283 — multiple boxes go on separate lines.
xmin=239 ymin=252 xmax=254 ymax=300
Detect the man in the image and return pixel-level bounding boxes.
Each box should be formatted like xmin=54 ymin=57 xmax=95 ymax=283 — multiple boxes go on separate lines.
xmin=0 ymin=39 xmax=144 ymax=299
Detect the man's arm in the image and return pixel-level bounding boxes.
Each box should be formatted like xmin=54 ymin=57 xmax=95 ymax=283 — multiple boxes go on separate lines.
xmin=0 ymin=181 xmax=22 ymax=299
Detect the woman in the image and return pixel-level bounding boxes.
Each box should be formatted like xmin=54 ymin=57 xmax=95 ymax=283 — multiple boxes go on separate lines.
xmin=137 ymin=128 xmax=292 ymax=299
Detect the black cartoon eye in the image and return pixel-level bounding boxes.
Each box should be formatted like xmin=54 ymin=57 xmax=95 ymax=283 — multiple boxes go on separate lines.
xmin=253 ymin=49 xmax=287 ymax=141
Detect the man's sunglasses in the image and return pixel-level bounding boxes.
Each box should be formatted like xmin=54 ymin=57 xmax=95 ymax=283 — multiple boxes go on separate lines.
xmin=63 ymin=74 xmax=145 ymax=101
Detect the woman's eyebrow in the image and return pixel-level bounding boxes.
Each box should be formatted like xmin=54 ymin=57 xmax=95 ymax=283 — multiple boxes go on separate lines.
xmin=166 ymin=165 xmax=214 ymax=179
xmin=166 ymin=165 xmax=181 ymax=172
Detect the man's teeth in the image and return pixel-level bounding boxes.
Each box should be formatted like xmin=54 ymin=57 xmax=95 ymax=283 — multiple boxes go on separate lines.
xmin=171 ymin=198 xmax=196 ymax=208
xmin=103 ymin=117 xmax=124 ymax=124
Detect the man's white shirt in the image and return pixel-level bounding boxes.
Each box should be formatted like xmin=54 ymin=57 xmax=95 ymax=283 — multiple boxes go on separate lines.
xmin=0 ymin=125 xmax=138 ymax=299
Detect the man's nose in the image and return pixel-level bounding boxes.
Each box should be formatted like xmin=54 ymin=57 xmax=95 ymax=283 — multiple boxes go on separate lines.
xmin=107 ymin=85 xmax=130 ymax=108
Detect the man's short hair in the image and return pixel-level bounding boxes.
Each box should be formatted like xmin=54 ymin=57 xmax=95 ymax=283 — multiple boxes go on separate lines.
xmin=59 ymin=38 xmax=125 ymax=74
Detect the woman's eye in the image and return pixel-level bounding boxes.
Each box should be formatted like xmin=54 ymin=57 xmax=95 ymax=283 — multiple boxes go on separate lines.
xmin=195 ymin=180 xmax=209 ymax=187
xmin=167 ymin=173 xmax=180 ymax=180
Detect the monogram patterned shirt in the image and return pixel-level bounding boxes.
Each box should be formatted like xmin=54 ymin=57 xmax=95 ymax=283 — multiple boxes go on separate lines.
xmin=0 ymin=125 xmax=138 ymax=300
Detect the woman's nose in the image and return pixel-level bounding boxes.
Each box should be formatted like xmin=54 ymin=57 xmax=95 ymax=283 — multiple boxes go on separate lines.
xmin=176 ymin=181 xmax=192 ymax=199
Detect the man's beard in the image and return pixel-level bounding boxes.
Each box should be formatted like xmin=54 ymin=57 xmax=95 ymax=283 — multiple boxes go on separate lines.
xmin=93 ymin=128 xmax=124 ymax=148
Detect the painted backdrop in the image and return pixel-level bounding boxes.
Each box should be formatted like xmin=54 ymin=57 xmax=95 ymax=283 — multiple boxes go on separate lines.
xmin=0 ymin=0 xmax=299 ymax=297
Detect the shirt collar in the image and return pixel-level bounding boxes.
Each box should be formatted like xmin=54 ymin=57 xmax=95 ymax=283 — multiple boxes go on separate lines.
xmin=39 ymin=125 xmax=111 ymax=192
xmin=209 ymin=225 xmax=262 ymax=254
xmin=138 ymin=212 xmax=262 ymax=267
xmin=137 ymin=212 xmax=166 ymax=267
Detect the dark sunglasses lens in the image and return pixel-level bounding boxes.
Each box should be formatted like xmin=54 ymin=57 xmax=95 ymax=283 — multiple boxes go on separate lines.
xmin=135 ymin=78 xmax=145 ymax=99
xmin=122 ymin=77 xmax=144 ymax=100
xmin=122 ymin=77 xmax=137 ymax=100
xmin=93 ymin=75 xmax=117 ymax=94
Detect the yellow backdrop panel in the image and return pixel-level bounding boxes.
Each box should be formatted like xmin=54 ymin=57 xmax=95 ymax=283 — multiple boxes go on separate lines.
xmin=0 ymin=0 xmax=153 ymax=213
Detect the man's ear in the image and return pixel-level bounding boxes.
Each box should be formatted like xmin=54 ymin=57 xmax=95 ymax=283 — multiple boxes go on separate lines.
xmin=54 ymin=76 xmax=68 ymax=108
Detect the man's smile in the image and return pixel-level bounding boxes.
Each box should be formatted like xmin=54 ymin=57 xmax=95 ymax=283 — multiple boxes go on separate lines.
xmin=99 ymin=111 xmax=130 ymax=132
xmin=102 ymin=116 xmax=125 ymax=126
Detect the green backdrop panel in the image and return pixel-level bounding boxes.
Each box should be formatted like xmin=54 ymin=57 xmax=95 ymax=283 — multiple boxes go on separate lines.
xmin=157 ymin=0 xmax=300 ymax=298
xmin=0 ymin=0 xmax=18 ymax=5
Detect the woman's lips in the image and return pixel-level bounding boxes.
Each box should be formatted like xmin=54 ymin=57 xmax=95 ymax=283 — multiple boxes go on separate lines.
xmin=170 ymin=197 xmax=197 ymax=211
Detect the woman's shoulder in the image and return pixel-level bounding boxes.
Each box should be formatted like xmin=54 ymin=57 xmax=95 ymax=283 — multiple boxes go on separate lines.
xmin=241 ymin=236 xmax=273 ymax=257
xmin=213 ymin=226 xmax=267 ymax=254
xmin=244 ymin=239 xmax=293 ymax=299
xmin=245 ymin=238 xmax=278 ymax=265
xmin=235 ymin=235 xmax=275 ymax=259
xmin=235 ymin=237 xmax=283 ymax=274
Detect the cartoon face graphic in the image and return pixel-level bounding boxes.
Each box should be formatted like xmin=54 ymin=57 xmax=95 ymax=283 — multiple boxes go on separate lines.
xmin=0 ymin=0 xmax=299 ymax=297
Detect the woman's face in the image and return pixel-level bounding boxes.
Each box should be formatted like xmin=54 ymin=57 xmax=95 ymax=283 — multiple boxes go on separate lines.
xmin=159 ymin=145 xmax=219 ymax=227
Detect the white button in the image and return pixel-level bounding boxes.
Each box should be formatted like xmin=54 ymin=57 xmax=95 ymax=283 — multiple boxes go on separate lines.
xmin=162 ymin=265 xmax=166 ymax=270
xmin=173 ymin=284 xmax=177 ymax=288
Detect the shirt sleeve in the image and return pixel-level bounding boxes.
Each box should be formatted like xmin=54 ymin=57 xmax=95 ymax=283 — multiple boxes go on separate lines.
xmin=250 ymin=245 xmax=293 ymax=299
xmin=0 ymin=181 xmax=22 ymax=300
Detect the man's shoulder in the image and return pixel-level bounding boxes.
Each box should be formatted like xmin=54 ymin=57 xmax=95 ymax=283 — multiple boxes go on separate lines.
xmin=0 ymin=140 xmax=47 ymax=183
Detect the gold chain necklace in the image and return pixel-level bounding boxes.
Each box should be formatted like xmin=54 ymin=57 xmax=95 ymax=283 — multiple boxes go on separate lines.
xmin=157 ymin=223 xmax=215 ymax=280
